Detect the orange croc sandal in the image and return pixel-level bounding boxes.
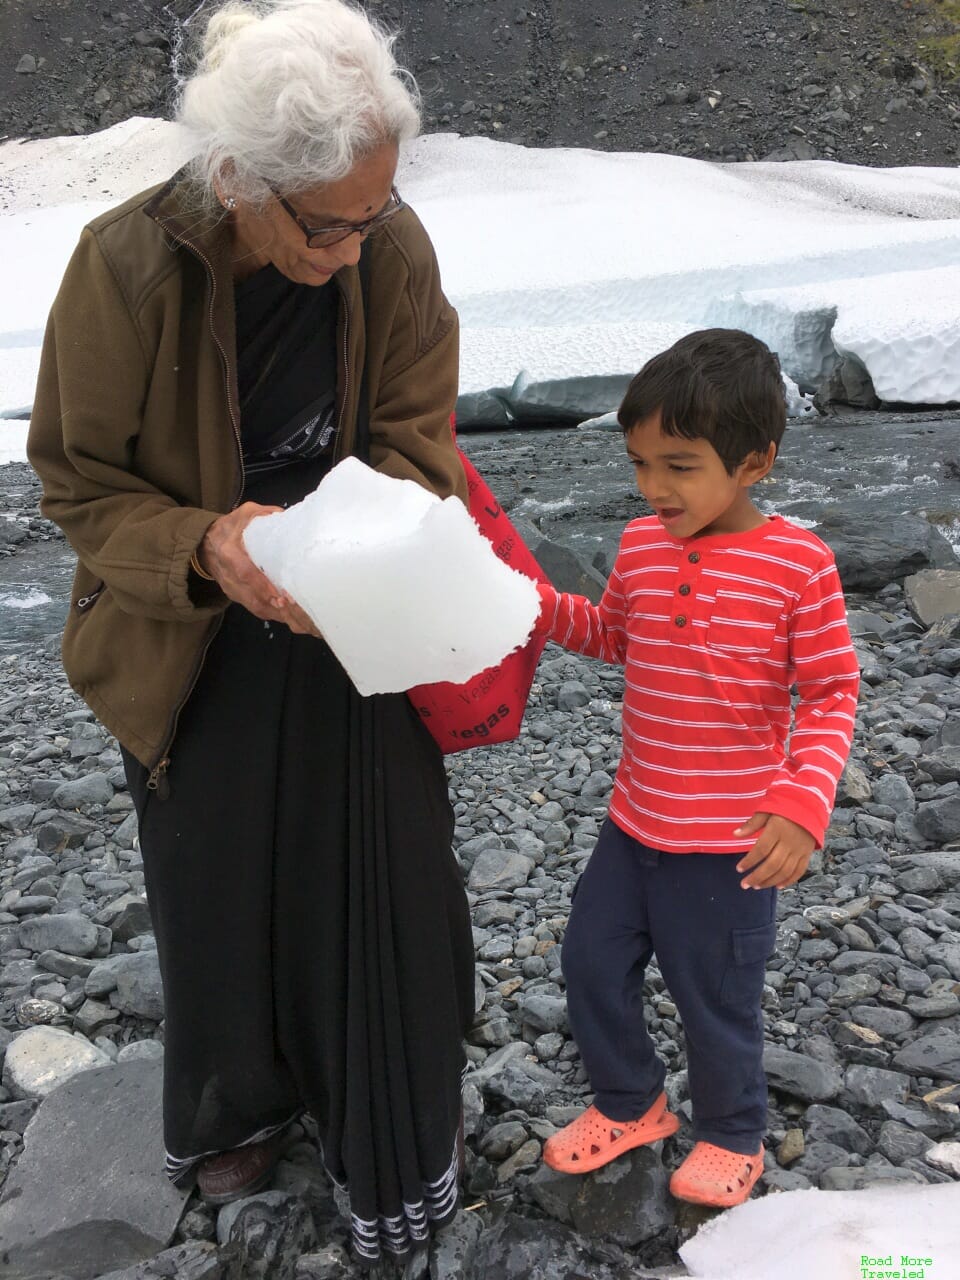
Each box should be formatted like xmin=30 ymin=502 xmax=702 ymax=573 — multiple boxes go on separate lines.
xmin=543 ymin=1092 xmax=680 ymax=1174
xmin=669 ymin=1141 xmax=765 ymax=1207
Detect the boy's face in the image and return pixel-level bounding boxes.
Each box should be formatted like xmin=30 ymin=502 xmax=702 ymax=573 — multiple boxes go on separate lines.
xmin=624 ymin=412 xmax=775 ymax=540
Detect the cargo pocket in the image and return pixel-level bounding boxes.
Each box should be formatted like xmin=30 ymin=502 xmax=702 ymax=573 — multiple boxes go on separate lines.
xmin=719 ymin=922 xmax=776 ymax=1008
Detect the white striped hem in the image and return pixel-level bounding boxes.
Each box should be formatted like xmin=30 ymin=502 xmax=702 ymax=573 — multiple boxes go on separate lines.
xmin=164 ymin=1112 xmax=299 ymax=1181
xmin=349 ymin=1134 xmax=461 ymax=1261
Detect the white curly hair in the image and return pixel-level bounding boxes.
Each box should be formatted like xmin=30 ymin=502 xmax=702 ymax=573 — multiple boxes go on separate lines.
xmin=178 ymin=0 xmax=420 ymax=207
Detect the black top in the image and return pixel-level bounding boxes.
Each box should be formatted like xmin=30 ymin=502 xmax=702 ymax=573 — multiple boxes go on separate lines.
xmin=234 ymin=265 xmax=339 ymax=478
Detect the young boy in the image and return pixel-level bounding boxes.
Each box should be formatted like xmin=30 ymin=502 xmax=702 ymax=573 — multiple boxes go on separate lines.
xmin=536 ymin=329 xmax=860 ymax=1207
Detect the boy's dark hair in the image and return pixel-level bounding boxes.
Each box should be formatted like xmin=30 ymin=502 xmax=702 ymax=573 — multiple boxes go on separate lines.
xmin=617 ymin=328 xmax=787 ymax=475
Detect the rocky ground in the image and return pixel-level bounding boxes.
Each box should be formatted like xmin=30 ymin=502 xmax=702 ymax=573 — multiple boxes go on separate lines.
xmin=1 ymin=416 xmax=960 ymax=1278
xmin=1 ymin=0 xmax=959 ymax=166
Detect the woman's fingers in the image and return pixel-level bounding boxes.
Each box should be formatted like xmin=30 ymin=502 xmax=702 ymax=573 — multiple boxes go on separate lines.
xmin=200 ymin=504 xmax=286 ymax=616
xmin=199 ymin=506 xmax=323 ymax=636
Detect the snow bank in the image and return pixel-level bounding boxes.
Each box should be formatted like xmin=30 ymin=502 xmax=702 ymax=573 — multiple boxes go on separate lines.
xmin=1 ymin=119 xmax=959 ymax=455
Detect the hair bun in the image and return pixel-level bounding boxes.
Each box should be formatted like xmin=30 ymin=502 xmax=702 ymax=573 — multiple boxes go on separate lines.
xmin=201 ymin=4 xmax=260 ymax=71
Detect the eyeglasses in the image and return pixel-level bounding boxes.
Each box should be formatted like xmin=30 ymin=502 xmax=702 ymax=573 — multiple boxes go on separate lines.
xmin=271 ymin=185 xmax=404 ymax=248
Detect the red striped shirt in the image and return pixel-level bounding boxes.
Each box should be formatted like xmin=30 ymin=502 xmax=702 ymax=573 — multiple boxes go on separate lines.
xmin=537 ymin=514 xmax=860 ymax=852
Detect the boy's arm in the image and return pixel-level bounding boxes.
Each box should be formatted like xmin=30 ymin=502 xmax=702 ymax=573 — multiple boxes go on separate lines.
xmin=535 ymin=560 xmax=628 ymax=666
xmin=755 ymin=555 xmax=860 ymax=847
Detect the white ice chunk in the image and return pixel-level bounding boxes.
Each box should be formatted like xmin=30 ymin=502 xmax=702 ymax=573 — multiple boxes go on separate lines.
xmin=782 ymin=372 xmax=815 ymax=418
xmin=243 ymin=458 xmax=540 ymax=696
xmin=679 ymin=1182 xmax=960 ymax=1280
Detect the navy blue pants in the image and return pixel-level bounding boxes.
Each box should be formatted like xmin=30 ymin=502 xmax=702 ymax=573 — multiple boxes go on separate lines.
xmin=562 ymin=818 xmax=777 ymax=1154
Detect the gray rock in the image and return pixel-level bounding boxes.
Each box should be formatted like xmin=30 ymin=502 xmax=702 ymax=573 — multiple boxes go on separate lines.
xmin=117 ymin=1040 xmax=165 ymax=1064
xmin=36 ymin=812 xmax=96 ymax=852
xmin=468 ymin=1041 xmax=560 ymax=1112
xmin=105 ymin=896 xmax=152 ymax=942
xmin=470 ymin=1214 xmax=622 ymax=1280
xmin=467 ymin=848 xmax=534 ymax=893
xmin=295 ymin=1243 xmax=353 ymax=1279
xmin=2 ymin=1025 xmax=112 ymax=1099
xmin=820 ymin=1164 xmax=929 ymax=1189
xmin=877 ymin=1119 xmax=934 ymax=1163
xmin=905 ymin=571 xmax=960 ymax=627
xmin=763 ymin=1046 xmax=843 ymax=1102
xmin=525 ymin=1163 xmax=581 ymax=1224
xmin=520 ymin=991 xmax=569 ymax=1035
xmin=216 ymin=1190 xmax=318 ymax=1279
xmin=881 ymin=1098 xmax=959 ymax=1139
xmin=925 ymin=942 xmax=960 ymax=981
xmin=73 ymin=997 xmax=118 ymax=1037
xmin=111 ymin=949 xmax=164 ymax=1021
xmin=848 ymin=1005 xmax=915 ymax=1039
xmin=803 ymin=1100 xmax=880 ymax=1152
xmin=916 ymin=794 xmax=960 ymax=843
xmin=557 ymin=682 xmax=590 ymax=711
xmin=429 ymin=1211 xmax=482 ymax=1280
xmin=0 ymin=1059 xmax=187 ymax=1278
xmin=894 ymin=1029 xmax=960 ymax=1083
xmin=0 ymin=803 xmax=38 ymax=832
xmin=52 ymin=773 xmax=114 ymax=809
xmin=792 ymin=1139 xmax=853 ymax=1179
xmin=15 ymin=54 xmax=37 ymax=74
xmin=924 ymin=1140 xmax=960 ymax=1177
xmin=568 ymin=1146 xmax=674 ymax=1246
xmin=815 ymin=512 xmax=959 ymax=594
xmin=19 ymin=910 xmax=100 ymax=958
xmin=843 ymin=1063 xmax=912 ymax=1109
xmin=480 ymin=1121 xmax=529 ymax=1161
xmin=906 ymin=992 xmax=960 ymax=1019
xmin=95 ymin=1242 xmax=228 ymax=1280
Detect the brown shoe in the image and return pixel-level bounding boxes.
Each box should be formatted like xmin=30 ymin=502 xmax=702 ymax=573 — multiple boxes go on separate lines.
xmin=196 ymin=1132 xmax=285 ymax=1206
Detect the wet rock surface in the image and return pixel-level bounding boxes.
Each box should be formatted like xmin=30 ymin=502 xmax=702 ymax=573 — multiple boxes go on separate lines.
xmin=1 ymin=0 xmax=958 ymax=168
xmin=2 ymin=412 xmax=960 ymax=1275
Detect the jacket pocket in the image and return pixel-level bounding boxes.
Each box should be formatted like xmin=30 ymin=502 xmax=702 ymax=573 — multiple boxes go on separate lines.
xmin=706 ymin=589 xmax=782 ymax=657
xmin=719 ymin=921 xmax=776 ymax=1008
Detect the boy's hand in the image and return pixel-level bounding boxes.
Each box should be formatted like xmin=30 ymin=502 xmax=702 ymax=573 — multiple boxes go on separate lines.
xmin=733 ymin=813 xmax=816 ymax=890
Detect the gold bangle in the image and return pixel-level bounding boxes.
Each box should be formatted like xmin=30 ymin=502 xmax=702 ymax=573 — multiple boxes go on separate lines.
xmin=190 ymin=550 xmax=215 ymax=582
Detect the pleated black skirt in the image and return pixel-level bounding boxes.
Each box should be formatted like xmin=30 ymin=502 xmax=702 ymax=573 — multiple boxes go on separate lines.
xmin=123 ymin=488 xmax=475 ymax=1262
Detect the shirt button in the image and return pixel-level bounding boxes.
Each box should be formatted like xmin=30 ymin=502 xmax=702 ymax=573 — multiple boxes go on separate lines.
xmin=678 ymin=583 xmax=691 ymax=596
xmin=675 ymin=615 xmax=687 ymax=627
xmin=688 ymin=551 xmax=701 ymax=564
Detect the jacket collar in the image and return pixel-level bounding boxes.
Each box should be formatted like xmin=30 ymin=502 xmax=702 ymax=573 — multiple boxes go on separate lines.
xmin=143 ymin=167 xmax=235 ymax=279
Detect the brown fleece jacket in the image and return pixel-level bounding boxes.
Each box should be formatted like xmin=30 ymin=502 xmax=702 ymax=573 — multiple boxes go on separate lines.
xmin=27 ymin=171 xmax=466 ymax=772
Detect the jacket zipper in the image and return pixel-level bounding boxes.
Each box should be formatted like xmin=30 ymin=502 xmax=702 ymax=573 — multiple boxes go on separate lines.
xmin=333 ymin=275 xmax=351 ymax=463
xmin=144 ymin=215 xmax=248 ymax=789
xmin=76 ymin=583 xmax=105 ymax=612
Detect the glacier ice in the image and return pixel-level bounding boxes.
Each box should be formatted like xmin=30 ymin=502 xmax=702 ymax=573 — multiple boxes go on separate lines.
xmin=706 ymin=265 xmax=960 ymax=404
xmin=3 ymin=122 xmax=960 ymax=429
xmin=679 ymin=1182 xmax=960 ymax=1280
xmin=242 ymin=458 xmax=540 ymax=696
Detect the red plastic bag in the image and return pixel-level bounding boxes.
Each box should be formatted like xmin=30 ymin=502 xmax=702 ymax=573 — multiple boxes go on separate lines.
xmin=407 ymin=445 xmax=548 ymax=753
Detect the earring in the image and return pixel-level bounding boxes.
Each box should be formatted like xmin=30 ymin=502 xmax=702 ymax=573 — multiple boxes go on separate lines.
xmin=223 ymin=196 xmax=237 ymax=211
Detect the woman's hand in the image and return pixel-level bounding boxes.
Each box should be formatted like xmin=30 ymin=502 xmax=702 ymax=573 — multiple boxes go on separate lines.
xmin=198 ymin=503 xmax=321 ymax=637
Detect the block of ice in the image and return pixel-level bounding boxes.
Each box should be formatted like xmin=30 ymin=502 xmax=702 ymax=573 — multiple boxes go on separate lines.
xmin=680 ymin=1182 xmax=959 ymax=1280
xmin=243 ymin=458 xmax=541 ymax=696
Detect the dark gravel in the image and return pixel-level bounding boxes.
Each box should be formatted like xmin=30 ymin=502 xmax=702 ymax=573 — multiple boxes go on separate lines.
xmin=1 ymin=0 xmax=959 ymax=166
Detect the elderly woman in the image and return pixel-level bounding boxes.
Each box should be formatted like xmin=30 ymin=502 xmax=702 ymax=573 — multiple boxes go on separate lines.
xmin=27 ymin=0 xmax=474 ymax=1262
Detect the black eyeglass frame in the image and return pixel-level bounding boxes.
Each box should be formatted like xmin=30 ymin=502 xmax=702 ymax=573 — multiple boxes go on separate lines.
xmin=271 ymin=185 xmax=404 ymax=248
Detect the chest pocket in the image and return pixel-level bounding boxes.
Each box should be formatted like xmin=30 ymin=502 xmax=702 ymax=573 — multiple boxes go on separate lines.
xmin=706 ymin=589 xmax=783 ymax=657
